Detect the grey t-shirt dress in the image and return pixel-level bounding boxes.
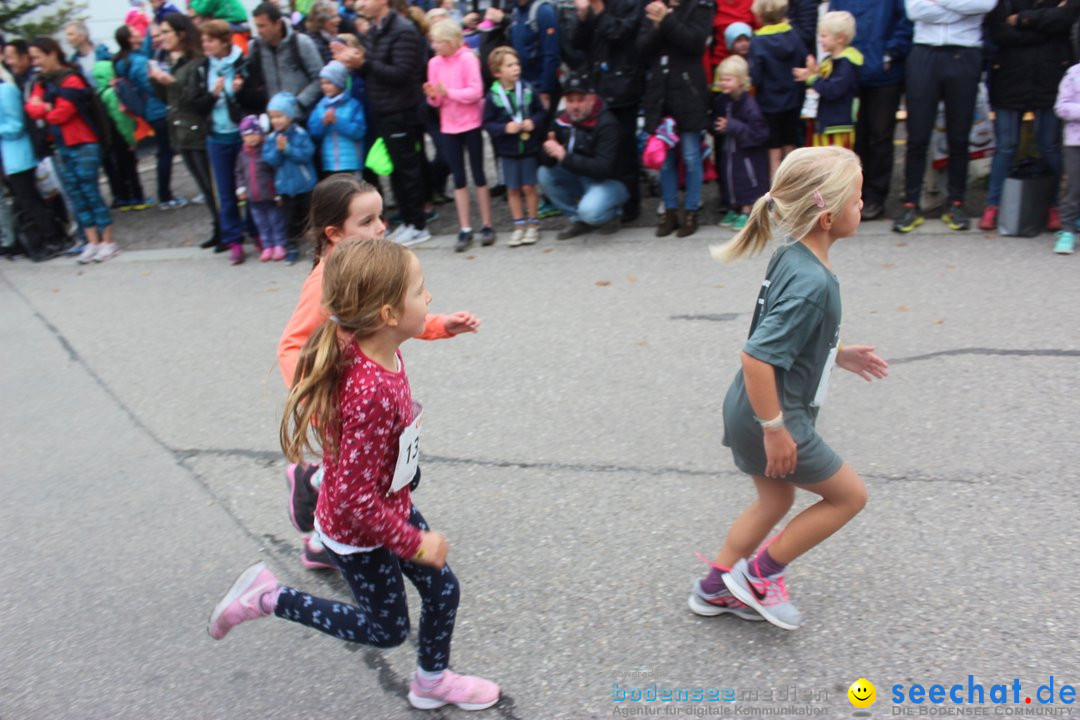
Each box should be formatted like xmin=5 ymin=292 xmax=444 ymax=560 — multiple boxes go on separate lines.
xmin=722 ymin=241 xmax=843 ymax=484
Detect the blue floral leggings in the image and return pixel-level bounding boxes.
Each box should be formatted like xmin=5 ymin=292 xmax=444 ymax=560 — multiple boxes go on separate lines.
xmin=273 ymin=506 xmax=459 ymax=672
xmin=56 ymin=143 xmax=111 ymax=233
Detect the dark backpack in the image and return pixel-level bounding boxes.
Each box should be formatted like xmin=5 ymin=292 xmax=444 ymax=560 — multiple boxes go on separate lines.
xmin=113 ymin=58 xmax=148 ymax=118
xmin=42 ymin=70 xmax=113 ymax=148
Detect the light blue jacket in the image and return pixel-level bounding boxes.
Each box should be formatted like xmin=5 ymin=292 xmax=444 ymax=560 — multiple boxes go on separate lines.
xmin=208 ymin=45 xmax=243 ymax=136
xmin=0 ymin=82 xmax=36 ymax=175
xmin=263 ymin=124 xmax=317 ymax=196
xmin=308 ymin=91 xmax=366 ymax=172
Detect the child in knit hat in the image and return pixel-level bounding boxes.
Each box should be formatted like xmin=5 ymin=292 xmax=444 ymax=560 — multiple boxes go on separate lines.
xmin=236 ymin=115 xmax=288 ymax=262
xmin=308 ymin=60 xmax=367 ymax=179
xmin=264 ymin=92 xmax=316 ymax=264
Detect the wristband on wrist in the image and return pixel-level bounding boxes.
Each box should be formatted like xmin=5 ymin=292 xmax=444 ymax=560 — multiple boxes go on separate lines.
xmin=414 ymin=546 xmax=425 ymax=560
xmin=754 ymin=411 xmax=784 ymax=430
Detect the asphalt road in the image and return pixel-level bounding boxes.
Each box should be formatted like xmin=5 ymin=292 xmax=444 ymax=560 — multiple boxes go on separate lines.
xmin=2 ymin=213 xmax=1077 ymax=720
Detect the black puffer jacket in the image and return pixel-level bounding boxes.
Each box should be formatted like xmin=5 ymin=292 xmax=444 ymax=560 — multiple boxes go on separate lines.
xmin=571 ymin=0 xmax=645 ymax=109
xmin=988 ymin=0 xmax=1080 ymax=111
xmin=361 ymin=11 xmax=426 ymax=118
xmin=539 ymin=100 xmax=623 ymax=181
xmin=638 ymin=0 xmax=716 ymax=133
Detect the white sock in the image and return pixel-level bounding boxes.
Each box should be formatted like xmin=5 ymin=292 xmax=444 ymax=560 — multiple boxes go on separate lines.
xmin=310 ymin=466 xmax=324 ymax=490
xmin=308 ymin=534 xmax=324 ymax=550
xmin=416 ymin=667 xmax=445 ymax=685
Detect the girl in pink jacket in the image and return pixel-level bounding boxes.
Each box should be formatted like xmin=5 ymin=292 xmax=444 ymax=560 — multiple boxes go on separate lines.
xmin=425 ymin=21 xmax=494 ymax=252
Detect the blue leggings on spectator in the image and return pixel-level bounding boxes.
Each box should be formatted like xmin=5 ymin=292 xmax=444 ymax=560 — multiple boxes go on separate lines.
xmin=273 ymin=505 xmax=459 ymax=672
xmin=56 ymin=143 xmax=111 ymax=232
xmin=442 ymin=128 xmax=487 ymax=190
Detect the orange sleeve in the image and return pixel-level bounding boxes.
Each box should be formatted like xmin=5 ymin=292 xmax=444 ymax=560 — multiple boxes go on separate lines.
xmin=277 ymin=263 xmax=327 ymax=388
xmin=417 ymin=313 xmax=452 ymax=341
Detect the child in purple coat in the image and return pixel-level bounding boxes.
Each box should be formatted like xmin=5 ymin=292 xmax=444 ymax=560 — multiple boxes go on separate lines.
xmin=235 ymin=115 xmax=287 ymax=262
xmin=712 ymin=55 xmax=769 ymax=231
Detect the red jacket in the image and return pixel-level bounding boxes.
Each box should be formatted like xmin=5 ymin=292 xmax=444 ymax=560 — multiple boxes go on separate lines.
xmin=708 ymin=0 xmax=756 ymax=76
xmin=25 ymin=71 xmax=99 ymax=147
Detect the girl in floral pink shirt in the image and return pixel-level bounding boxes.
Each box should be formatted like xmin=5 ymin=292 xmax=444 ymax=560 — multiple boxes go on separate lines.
xmin=208 ymin=238 xmax=500 ymax=712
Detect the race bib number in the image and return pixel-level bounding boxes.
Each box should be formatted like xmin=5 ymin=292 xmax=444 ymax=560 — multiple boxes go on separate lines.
xmin=810 ymin=346 xmax=839 ymax=408
xmin=388 ymin=403 xmax=422 ymax=495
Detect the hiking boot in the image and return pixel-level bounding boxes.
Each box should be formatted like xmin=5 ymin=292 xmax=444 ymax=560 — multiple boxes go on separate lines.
xmin=979 ymin=205 xmax=998 ymax=231
xmin=941 ymin=202 xmax=970 ymax=231
xmin=1054 ymin=230 xmax=1076 ymax=255
xmin=207 ymin=562 xmax=279 ymax=640
xmin=676 ymin=210 xmax=699 ymax=238
xmin=656 ymin=210 xmax=679 ymax=237
xmin=301 ymin=536 xmax=336 ymax=570
xmin=286 ymin=462 xmax=319 ymax=532
xmin=892 ymin=203 xmax=924 ymax=234
xmin=408 ymin=670 xmax=500 ymax=711
xmin=557 ymin=221 xmax=592 ymax=241
xmin=596 ymin=218 xmax=620 ymax=235
xmin=721 ymin=557 xmax=801 ymax=630
xmin=455 ymin=229 xmax=473 ymax=253
xmin=688 ymin=577 xmax=764 ymax=621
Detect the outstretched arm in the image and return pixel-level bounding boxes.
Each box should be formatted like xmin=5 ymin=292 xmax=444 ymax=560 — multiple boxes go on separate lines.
xmin=836 ymin=344 xmax=889 ymax=381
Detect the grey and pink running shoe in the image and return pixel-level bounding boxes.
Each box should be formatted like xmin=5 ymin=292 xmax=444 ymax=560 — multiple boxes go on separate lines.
xmin=721 ymin=558 xmax=801 ymax=630
xmin=688 ymin=577 xmax=764 ymax=621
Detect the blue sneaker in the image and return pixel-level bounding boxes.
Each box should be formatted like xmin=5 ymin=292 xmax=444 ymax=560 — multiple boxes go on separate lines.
xmin=1054 ymin=230 xmax=1075 ymax=255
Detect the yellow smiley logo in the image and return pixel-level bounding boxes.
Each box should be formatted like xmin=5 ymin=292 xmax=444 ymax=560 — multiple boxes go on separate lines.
xmin=848 ymin=678 xmax=876 ymax=708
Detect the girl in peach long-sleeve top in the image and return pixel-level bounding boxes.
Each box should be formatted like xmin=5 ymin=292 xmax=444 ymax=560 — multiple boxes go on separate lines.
xmin=277 ymin=174 xmax=480 ymax=571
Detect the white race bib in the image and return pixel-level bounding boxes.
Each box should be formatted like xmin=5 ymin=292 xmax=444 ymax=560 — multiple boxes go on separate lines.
xmin=810 ymin=345 xmax=839 ymax=408
xmin=388 ymin=403 xmax=422 ymax=495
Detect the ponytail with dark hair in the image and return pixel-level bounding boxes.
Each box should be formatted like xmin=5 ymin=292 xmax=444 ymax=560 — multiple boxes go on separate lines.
xmin=29 ymin=37 xmax=72 ymax=71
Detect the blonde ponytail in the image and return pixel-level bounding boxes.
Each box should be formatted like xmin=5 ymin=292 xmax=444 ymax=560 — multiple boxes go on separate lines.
xmin=711 ymin=146 xmax=862 ymax=263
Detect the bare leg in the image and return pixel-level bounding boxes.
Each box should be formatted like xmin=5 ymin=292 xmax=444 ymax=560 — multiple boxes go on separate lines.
xmin=765 ymin=463 xmax=868 ymax=565
xmin=507 ymin=188 xmax=524 ymax=219
xmin=453 ymin=187 xmax=471 ymax=230
xmin=84 ymin=226 xmax=101 ymax=245
xmin=523 ymin=184 xmax=540 ymax=219
xmin=476 ymin=185 xmax=492 ymax=227
xmin=713 ymin=475 xmax=795 ymax=568
xmin=768 ymin=149 xmax=782 ymax=180
xmin=102 ymin=225 xmax=113 ymax=244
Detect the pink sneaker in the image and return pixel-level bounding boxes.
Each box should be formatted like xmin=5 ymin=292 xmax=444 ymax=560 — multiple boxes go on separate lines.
xmin=408 ymin=670 xmax=500 ymax=711
xmin=229 ymin=243 xmax=245 ymax=265
xmin=207 ymin=562 xmax=278 ymax=640
xmin=260 ymin=247 xmax=273 ymax=262
xmin=271 ymin=245 xmax=286 ymax=261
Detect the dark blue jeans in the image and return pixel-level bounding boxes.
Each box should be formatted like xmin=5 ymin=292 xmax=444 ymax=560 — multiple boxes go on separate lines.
xmin=149 ymin=117 xmax=175 ymax=203
xmin=207 ymin=139 xmax=245 ymax=246
xmin=274 ymin=505 xmax=459 ymax=672
xmin=986 ymin=108 xmax=1062 ymax=207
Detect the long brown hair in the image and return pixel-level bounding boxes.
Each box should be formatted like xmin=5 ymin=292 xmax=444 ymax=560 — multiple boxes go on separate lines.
xmin=306 ymin=173 xmax=380 ymax=268
xmin=162 ymin=14 xmax=203 ymax=59
xmin=280 ymin=238 xmax=412 ymax=463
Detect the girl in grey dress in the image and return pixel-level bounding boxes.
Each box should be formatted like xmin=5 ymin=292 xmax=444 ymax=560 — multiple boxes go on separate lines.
xmin=689 ymin=146 xmax=889 ymax=630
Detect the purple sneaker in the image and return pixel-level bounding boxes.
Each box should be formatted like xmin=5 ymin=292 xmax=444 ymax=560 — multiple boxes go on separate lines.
xmin=207 ymin=562 xmax=278 ymax=640
xmin=286 ymin=462 xmax=319 ymax=533
xmin=408 ymin=670 xmax=500 ymax=711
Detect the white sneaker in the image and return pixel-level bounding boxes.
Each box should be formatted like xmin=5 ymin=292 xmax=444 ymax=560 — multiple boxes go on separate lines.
xmin=93 ymin=242 xmax=119 ymax=262
xmin=192 ymin=193 xmax=206 ymax=204
xmin=508 ymin=227 xmax=525 ymax=247
xmin=395 ymin=225 xmax=432 ymax=247
xmin=522 ymin=225 xmax=539 ymax=245
xmin=76 ymin=244 xmax=98 ymax=264
xmin=387 ymin=223 xmax=408 ymax=241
